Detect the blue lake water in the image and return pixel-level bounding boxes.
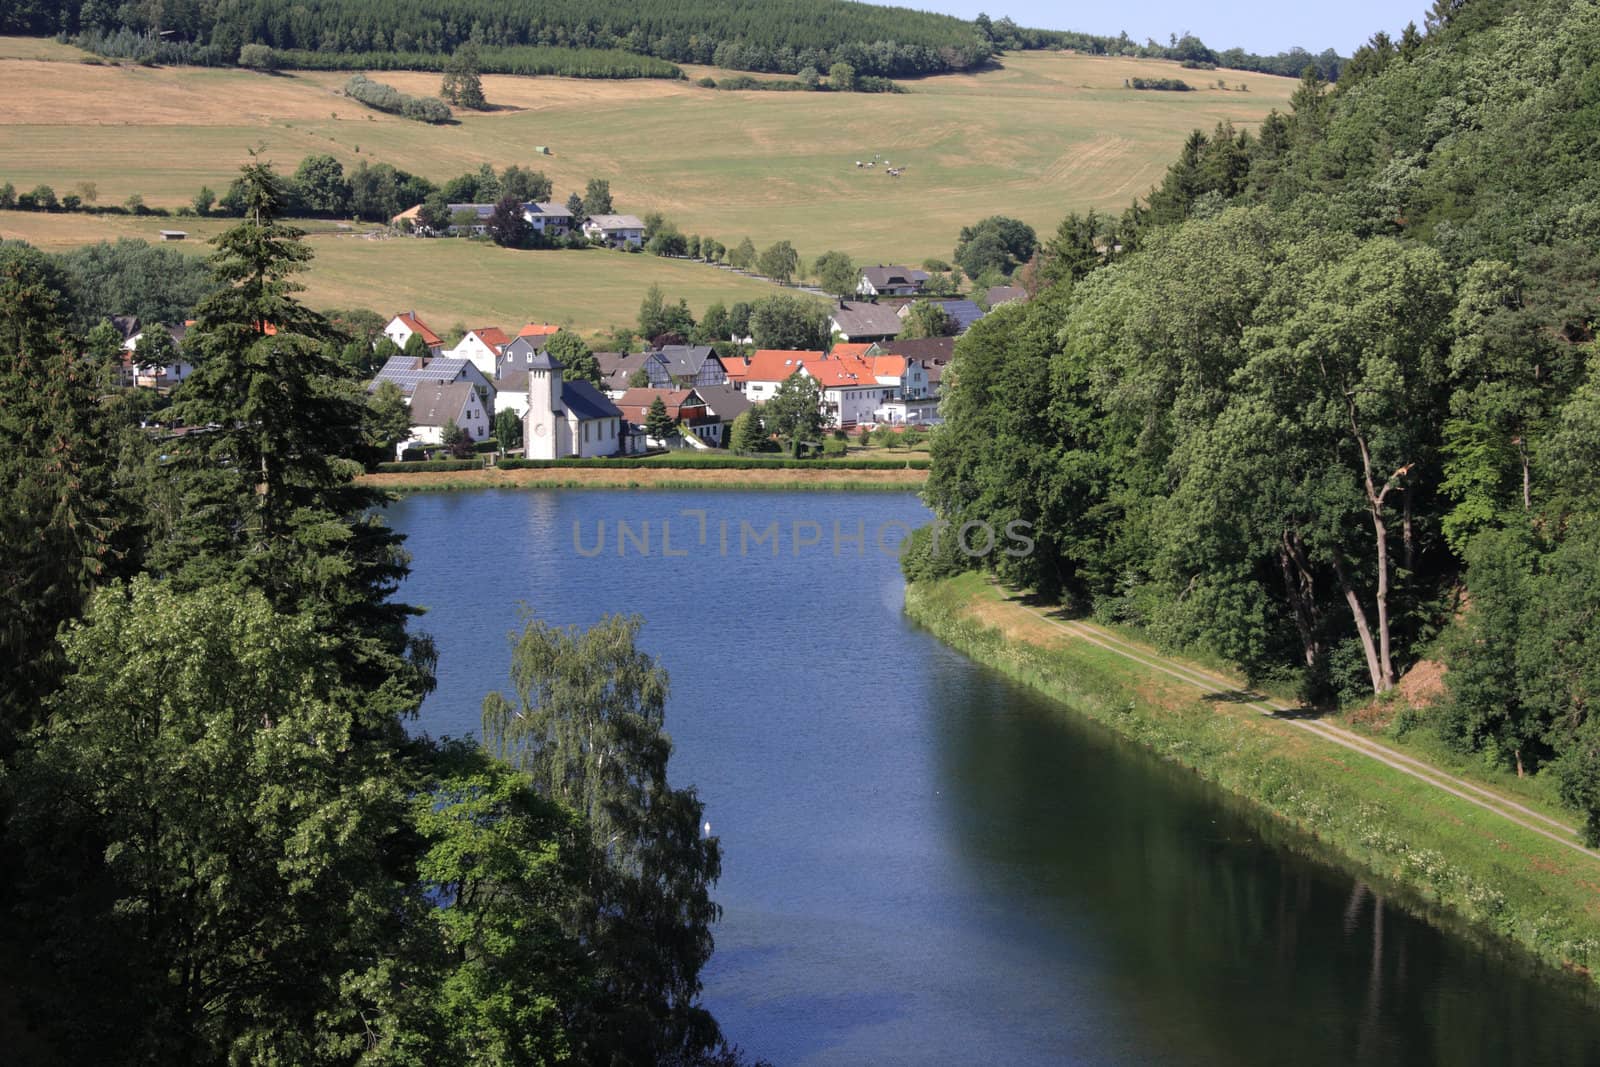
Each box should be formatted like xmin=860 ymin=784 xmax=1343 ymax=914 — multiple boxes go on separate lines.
xmin=389 ymin=488 xmax=1600 ymax=1065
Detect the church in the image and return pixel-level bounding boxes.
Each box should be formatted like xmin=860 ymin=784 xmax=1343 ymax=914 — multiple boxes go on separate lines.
xmin=522 ymin=350 xmax=627 ymax=459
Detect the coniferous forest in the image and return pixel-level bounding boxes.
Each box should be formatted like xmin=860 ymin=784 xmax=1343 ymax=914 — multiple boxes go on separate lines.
xmin=3 ymin=0 xmax=1339 ymax=80
xmin=913 ymin=0 xmax=1600 ymax=836
xmin=0 ymin=163 xmax=744 ymax=1065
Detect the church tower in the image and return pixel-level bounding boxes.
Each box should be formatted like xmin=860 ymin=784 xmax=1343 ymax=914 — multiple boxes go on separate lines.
xmin=523 ymin=350 xmax=565 ymax=460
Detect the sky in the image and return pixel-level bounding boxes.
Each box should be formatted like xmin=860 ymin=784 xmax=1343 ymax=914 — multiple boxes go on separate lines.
xmin=911 ymin=1 xmax=1422 ymax=56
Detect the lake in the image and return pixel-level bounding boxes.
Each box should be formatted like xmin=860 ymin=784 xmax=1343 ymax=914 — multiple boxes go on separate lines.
xmin=389 ymin=488 xmax=1600 ymax=1065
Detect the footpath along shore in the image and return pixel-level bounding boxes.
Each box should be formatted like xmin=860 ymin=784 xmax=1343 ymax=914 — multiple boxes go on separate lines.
xmin=905 ymin=572 xmax=1600 ymax=988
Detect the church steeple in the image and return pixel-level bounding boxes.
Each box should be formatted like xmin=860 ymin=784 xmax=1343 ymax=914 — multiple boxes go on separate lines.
xmin=523 ymin=350 xmax=565 ymax=459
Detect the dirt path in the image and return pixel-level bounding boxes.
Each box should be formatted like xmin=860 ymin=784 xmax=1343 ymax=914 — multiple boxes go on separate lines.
xmin=989 ymin=584 xmax=1600 ymax=862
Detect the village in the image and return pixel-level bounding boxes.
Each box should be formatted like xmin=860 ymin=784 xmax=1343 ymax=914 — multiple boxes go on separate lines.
xmin=111 ymin=250 xmax=1030 ymax=461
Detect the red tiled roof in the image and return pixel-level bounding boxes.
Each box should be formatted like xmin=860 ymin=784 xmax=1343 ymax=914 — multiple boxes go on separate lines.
xmin=518 ymin=322 xmax=560 ymax=339
xmin=868 ymin=354 xmax=907 ymax=378
xmin=746 ymin=349 xmax=822 ymax=382
xmin=802 ymin=355 xmax=879 ymax=389
xmin=469 ymin=326 xmax=512 ymax=349
xmin=720 ymin=357 xmax=750 ymax=382
xmin=394 ymin=312 xmax=441 ymax=346
xmin=829 ymin=342 xmax=874 ymax=360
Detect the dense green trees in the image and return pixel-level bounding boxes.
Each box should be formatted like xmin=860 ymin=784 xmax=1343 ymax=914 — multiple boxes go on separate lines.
xmin=748 ymin=293 xmax=829 ymax=350
xmin=344 ymin=73 xmax=453 ymax=122
xmin=920 ymin=0 xmax=1600 ymax=836
xmin=1 ymin=156 xmax=743 ymax=1059
xmin=953 ymin=216 xmax=1037 ymax=280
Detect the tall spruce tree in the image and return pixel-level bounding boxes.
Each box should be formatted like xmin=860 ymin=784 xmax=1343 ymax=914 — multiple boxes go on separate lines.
xmin=151 ymin=157 xmax=432 ymax=727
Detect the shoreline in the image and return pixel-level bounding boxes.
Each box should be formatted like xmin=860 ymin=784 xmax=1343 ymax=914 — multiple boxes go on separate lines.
xmin=358 ymin=465 xmax=929 ymax=492
xmin=904 ymin=572 xmax=1600 ymax=992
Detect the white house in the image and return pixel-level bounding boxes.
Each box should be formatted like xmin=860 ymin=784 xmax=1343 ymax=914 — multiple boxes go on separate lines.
xmin=122 ymin=321 xmax=194 ymax=389
xmin=446 ymin=327 xmax=512 ymax=378
xmin=857 ymin=264 xmax=929 ymax=298
xmin=582 ymin=214 xmax=646 ymax=249
xmin=522 ymin=201 xmax=574 ymax=236
xmin=407 ymin=380 xmax=491 ymax=447
xmin=383 ymin=312 xmax=444 ymax=356
xmin=523 ymin=351 xmax=625 ymax=459
xmin=804 ymin=355 xmax=889 ymax=428
xmin=743 ymin=349 xmax=819 ymax=402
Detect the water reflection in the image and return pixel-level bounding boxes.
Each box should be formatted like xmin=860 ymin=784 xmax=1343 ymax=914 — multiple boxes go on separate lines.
xmin=930 ymin=658 xmax=1600 ymax=1066
xmin=388 ymin=489 xmax=1600 ymax=1066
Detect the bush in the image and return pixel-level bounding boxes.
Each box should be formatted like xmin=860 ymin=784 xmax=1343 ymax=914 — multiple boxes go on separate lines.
xmin=1130 ymin=77 xmax=1193 ymax=91
xmin=238 ymin=43 xmax=278 ymax=71
xmin=822 ymin=438 xmax=847 ymax=455
xmin=344 ymin=73 xmax=452 ymax=124
xmin=900 ymin=522 xmax=972 ymax=583
xmin=696 ymin=76 xmax=717 ymax=88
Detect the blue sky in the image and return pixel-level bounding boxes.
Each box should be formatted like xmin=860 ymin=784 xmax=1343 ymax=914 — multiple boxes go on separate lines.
xmin=912 ymin=1 xmax=1423 ymax=56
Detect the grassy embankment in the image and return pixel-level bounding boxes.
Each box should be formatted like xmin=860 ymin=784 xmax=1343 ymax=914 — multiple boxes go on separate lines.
xmin=905 ymin=572 xmax=1600 ymax=986
xmin=0 ymin=37 xmax=1295 ymax=331
xmin=359 ymin=460 xmax=927 ymax=492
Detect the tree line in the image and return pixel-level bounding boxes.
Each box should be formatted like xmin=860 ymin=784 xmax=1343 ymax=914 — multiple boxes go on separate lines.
xmin=0 ymin=161 xmax=757 ymax=1063
xmin=917 ymin=0 xmax=1600 ymax=837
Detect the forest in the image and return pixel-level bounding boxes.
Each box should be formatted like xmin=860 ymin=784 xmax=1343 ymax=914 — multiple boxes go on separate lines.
xmin=915 ymin=0 xmax=1600 ymax=836
xmin=0 ymin=164 xmax=753 ymax=1064
xmin=3 ymin=0 xmax=1341 ymax=80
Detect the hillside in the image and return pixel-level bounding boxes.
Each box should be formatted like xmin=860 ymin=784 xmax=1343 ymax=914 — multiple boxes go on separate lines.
xmin=0 ymin=40 xmax=1297 ymax=330
xmin=921 ymin=0 xmax=1600 ymax=834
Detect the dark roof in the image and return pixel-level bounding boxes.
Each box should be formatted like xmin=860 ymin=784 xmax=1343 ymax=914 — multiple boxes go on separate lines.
xmin=874 ymin=336 xmax=956 ymax=362
xmin=986 ymin=285 xmax=1028 ymax=307
xmin=828 ymin=301 xmax=904 ymax=339
xmin=370 ymin=354 xmax=481 ymax=395
xmin=111 ymin=314 xmax=141 ymax=341
xmin=651 ymin=344 xmax=719 ymax=378
xmin=495 ymin=369 xmax=529 ymax=394
xmin=596 ymin=351 xmax=651 ymax=387
xmin=692 ymin=383 xmax=753 ymax=420
xmin=561 ymin=379 xmax=622 ymax=421
xmin=526 ymin=350 xmax=563 ymax=371
xmin=860 ymin=265 xmax=930 ymax=290
xmin=409 ymin=381 xmax=476 ymax=428
xmin=522 ymin=200 xmax=572 ymax=218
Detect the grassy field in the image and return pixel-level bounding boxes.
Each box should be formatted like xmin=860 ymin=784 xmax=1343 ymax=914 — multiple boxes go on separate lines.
xmin=0 ymin=38 xmax=1295 ymax=255
xmin=906 ymin=573 xmax=1600 ymax=990
xmin=0 ymin=35 xmax=1295 ymax=329
xmin=0 ymin=210 xmax=782 ymax=334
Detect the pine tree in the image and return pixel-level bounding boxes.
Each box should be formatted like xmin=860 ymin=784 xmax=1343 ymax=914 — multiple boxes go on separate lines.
xmin=151 ymin=156 xmax=430 ymax=726
xmin=645 ymin=395 xmax=676 ymax=442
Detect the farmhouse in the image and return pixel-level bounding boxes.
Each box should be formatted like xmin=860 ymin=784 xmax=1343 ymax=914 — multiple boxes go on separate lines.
xmin=582 ymin=214 xmax=646 ymax=249
xmin=521 ymin=201 xmax=574 ymax=236
xmin=523 ymin=350 xmax=625 ymax=459
xmin=857 ymin=264 xmax=929 ymax=297
xmin=122 ymin=321 xmax=194 ymax=389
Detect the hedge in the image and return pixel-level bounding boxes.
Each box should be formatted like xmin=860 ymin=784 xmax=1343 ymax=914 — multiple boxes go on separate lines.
xmin=373 ymin=459 xmax=484 ymax=473
xmin=496 ymin=456 xmax=928 ymax=471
